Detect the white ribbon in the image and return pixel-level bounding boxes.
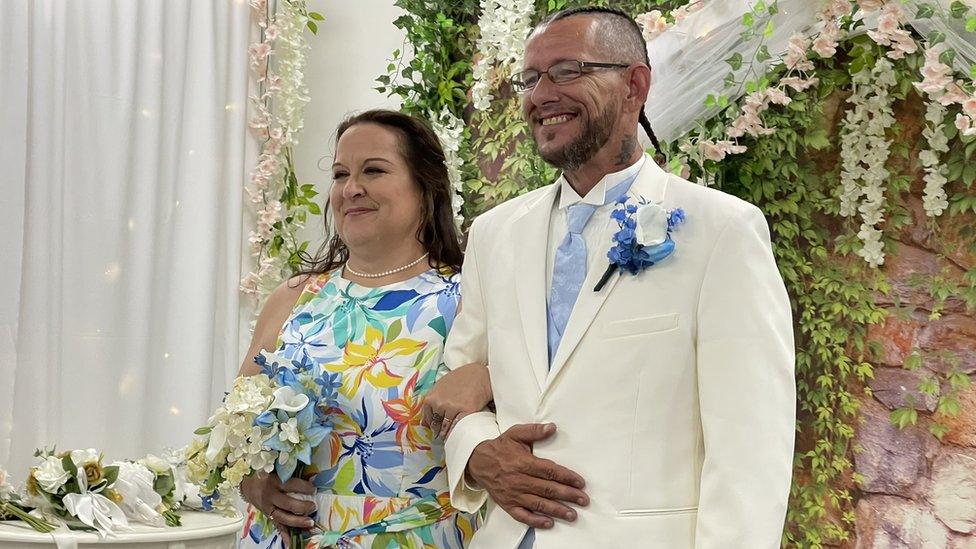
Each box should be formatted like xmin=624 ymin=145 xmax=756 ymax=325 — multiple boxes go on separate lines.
xmin=62 ymin=467 xmax=131 ymax=537
xmin=111 ymin=461 xmax=166 ymax=527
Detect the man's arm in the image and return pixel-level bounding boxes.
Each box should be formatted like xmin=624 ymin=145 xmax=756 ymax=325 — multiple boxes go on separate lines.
xmin=442 ymin=218 xmax=589 ymax=527
xmin=694 ymin=205 xmax=796 ymax=548
xmin=442 ymin=217 xmax=501 ymax=512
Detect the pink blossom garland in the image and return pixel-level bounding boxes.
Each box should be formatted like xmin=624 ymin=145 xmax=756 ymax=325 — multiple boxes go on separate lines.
xmin=241 ymin=1 xmax=313 ymax=302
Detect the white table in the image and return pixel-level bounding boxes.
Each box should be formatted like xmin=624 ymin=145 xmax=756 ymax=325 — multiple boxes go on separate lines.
xmin=0 ymin=511 xmax=242 ymax=549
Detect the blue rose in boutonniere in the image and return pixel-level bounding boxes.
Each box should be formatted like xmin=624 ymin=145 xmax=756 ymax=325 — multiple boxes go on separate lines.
xmin=594 ymin=197 xmax=686 ymax=291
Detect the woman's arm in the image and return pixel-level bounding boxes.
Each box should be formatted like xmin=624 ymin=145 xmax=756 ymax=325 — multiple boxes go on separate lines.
xmin=422 ymin=361 xmax=493 ymax=439
xmin=238 ymin=275 xmax=317 ymax=534
xmin=237 ymin=275 xmax=309 ymax=376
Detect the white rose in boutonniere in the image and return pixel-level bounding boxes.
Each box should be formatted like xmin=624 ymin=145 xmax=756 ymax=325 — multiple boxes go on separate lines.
xmin=596 ymin=196 xmax=687 ymax=292
xmin=33 ymin=456 xmax=70 ymax=493
xmin=633 ymin=203 xmax=670 ymax=247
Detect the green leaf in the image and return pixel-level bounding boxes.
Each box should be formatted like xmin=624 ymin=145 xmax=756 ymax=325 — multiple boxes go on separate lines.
xmin=890 ymin=407 xmax=918 ymax=429
xmin=306 ymin=20 xmax=318 ymax=35
xmin=307 ymin=202 xmax=321 ymax=215
xmin=725 ymin=52 xmax=744 ymax=71
xmin=757 ymin=45 xmax=771 ymax=62
xmin=194 ymin=426 xmax=212 ymax=436
xmin=928 ymin=30 xmax=946 ymax=45
xmin=308 ymin=11 xmax=325 ymax=21
xmin=916 ymin=3 xmax=935 ymax=19
xmin=743 ymin=12 xmax=755 ymax=27
xmin=968 ymin=16 xmax=976 ymax=32
xmin=950 ymin=1 xmax=969 ymax=18
xmin=103 ymin=465 xmax=119 ymax=486
xmin=764 ymin=20 xmax=775 ymax=38
xmin=940 ymin=49 xmax=957 ymax=66
xmin=154 ymin=474 xmax=176 ymax=497
xmin=62 ymin=455 xmax=77 ymax=477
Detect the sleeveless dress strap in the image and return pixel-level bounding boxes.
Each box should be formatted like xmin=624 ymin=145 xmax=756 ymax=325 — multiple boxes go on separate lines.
xmin=275 ymin=271 xmax=333 ymax=348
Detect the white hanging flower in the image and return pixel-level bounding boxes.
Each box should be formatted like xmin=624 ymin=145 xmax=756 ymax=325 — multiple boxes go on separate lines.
xmin=920 ymin=100 xmax=949 ymax=217
xmin=838 ymin=60 xmax=896 ymax=266
xmin=430 ymin=106 xmax=466 ymax=229
xmin=471 ymin=0 xmax=535 ymax=111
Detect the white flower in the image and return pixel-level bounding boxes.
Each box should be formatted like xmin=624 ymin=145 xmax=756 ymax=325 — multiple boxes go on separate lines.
xmin=838 ymin=61 xmax=896 ymax=264
xmin=269 ymin=386 xmax=310 ymax=413
xmin=633 ymin=203 xmax=670 ymax=247
xmin=430 ymin=106 xmax=466 ymax=229
xmin=470 ymin=0 xmax=535 ymax=111
xmin=279 ymin=418 xmax=301 ymax=445
xmin=138 ymin=454 xmax=172 ymax=476
xmin=111 ymin=461 xmax=164 ymax=527
xmin=205 ymin=423 xmax=228 ymax=464
xmin=224 ymin=374 xmax=274 ymax=414
xmin=921 ymin=100 xmax=949 ymax=218
xmin=34 ymin=456 xmax=70 ymax=493
xmin=70 ymin=448 xmax=101 ymax=466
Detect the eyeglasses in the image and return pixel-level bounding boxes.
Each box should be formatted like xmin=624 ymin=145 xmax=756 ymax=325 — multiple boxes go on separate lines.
xmin=509 ymin=60 xmax=631 ymax=93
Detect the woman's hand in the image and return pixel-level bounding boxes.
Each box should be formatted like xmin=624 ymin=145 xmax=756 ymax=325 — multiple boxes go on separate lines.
xmin=240 ymin=471 xmax=317 ymax=538
xmin=422 ymin=362 xmax=493 ymax=439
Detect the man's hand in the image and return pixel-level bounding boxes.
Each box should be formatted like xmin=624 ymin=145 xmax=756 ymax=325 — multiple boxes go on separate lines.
xmin=467 ymin=423 xmax=588 ymax=529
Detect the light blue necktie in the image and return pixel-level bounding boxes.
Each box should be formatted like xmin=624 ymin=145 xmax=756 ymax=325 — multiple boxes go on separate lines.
xmin=521 ymin=175 xmax=637 ymax=549
xmin=546 ymin=175 xmax=637 ymax=364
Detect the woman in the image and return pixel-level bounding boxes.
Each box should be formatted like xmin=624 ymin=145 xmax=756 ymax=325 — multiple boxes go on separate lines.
xmin=236 ymin=110 xmax=481 ymax=548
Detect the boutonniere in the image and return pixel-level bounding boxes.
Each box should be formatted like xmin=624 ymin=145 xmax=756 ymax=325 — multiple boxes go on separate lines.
xmin=593 ymin=197 xmax=686 ymax=292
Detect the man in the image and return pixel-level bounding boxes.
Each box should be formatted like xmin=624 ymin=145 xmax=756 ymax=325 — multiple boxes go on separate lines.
xmin=437 ymin=7 xmax=795 ymax=548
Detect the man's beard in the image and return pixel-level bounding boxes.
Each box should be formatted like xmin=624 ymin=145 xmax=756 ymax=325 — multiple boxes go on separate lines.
xmin=534 ymin=102 xmax=617 ymax=172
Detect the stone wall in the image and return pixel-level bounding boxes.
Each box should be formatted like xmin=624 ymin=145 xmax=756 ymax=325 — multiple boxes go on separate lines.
xmin=848 ymin=96 xmax=976 ymax=547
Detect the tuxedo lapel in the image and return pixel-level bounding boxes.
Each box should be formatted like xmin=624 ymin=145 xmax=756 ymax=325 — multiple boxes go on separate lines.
xmin=544 ymin=158 xmax=671 ymax=394
xmin=512 ymin=186 xmax=558 ymax=393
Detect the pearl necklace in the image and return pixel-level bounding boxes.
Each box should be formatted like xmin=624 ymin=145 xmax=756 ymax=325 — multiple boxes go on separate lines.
xmin=345 ymin=252 xmax=429 ymax=279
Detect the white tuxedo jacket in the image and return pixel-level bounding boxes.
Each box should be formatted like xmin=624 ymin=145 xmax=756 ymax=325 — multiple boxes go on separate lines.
xmin=443 ymin=157 xmax=795 ymax=548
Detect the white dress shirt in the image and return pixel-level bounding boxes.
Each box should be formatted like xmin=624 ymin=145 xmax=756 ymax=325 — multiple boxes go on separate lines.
xmin=545 ymin=155 xmax=646 ymax=296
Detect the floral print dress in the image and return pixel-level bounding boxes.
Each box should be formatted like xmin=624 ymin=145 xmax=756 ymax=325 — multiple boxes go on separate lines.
xmin=239 ymin=268 xmax=476 ymax=549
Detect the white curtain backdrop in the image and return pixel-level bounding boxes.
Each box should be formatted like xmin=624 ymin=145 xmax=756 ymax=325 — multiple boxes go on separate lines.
xmin=0 ymin=0 xmax=253 ymax=478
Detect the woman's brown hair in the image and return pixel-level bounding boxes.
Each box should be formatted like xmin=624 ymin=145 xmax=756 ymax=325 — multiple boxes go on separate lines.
xmin=298 ymin=109 xmax=464 ymax=276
